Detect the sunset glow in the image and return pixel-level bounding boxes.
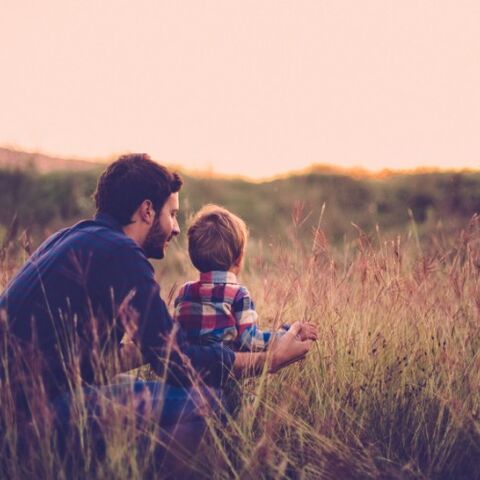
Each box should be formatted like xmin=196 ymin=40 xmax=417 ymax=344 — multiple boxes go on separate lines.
xmin=1 ymin=1 xmax=479 ymax=178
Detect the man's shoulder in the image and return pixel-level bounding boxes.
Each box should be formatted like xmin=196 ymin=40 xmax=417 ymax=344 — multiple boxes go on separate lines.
xmin=62 ymin=218 xmax=140 ymax=252
xmin=35 ymin=218 xmax=149 ymax=272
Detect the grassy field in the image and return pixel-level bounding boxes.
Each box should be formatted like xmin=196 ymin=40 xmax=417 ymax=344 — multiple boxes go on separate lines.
xmin=1 ymin=214 xmax=480 ymax=479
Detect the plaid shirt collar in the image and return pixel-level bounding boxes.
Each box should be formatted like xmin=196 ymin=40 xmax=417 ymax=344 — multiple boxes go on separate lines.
xmin=199 ymin=271 xmax=239 ymax=284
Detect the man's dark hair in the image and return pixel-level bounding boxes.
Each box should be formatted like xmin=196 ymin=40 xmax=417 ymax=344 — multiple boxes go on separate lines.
xmin=94 ymin=153 xmax=183 ymax=225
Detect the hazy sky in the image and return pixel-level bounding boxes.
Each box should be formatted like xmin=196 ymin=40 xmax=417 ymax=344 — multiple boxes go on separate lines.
xmin=1 ymin=1 xmax=479 ymax=178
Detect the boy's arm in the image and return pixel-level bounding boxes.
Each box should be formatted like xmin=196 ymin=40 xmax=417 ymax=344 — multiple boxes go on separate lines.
xmin=233 ymin=286 xmax=288 ymax=351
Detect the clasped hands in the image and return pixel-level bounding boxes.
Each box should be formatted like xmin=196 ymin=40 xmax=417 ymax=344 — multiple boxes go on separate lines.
xmin=268 ymin=321 xmax=318 ymax=373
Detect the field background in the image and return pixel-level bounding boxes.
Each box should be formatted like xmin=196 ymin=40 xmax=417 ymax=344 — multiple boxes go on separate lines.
xmin=1 ymin=149 xmax=480 ymax=479
xmin=1 ymin=146 xmax=480 ymax=251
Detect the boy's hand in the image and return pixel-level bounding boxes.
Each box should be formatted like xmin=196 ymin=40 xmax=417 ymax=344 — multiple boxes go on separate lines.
xmin=297 ymin=322 xmax=318 ymax=341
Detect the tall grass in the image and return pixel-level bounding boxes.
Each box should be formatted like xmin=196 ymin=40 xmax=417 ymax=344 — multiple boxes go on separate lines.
xmin=1 ymin=214 xmax=480 ymax=479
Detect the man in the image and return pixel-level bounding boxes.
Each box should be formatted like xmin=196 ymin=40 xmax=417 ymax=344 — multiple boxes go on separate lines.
xmin=0 ymin=154 xmax=315 ymax=465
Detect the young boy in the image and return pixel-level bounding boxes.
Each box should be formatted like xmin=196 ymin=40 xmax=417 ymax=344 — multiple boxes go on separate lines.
xmin=174 ymin=204 xmax=314 ymax=353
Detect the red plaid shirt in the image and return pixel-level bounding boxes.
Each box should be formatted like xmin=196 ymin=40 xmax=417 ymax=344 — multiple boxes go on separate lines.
xmin=174 ymin=271 xmax=286 ymax=351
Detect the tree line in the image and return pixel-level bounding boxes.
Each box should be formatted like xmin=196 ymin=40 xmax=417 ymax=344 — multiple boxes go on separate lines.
xmin=1 ymin=167 xmax=479 ymax=247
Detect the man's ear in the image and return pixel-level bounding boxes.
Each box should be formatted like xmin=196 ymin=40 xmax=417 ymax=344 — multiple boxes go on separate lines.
xmin=138 ymin=199 xmax=155 ymax=225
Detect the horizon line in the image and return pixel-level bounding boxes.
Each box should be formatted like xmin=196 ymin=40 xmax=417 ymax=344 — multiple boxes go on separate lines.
xmin=1 ymin=143 xmax=479 ymax=182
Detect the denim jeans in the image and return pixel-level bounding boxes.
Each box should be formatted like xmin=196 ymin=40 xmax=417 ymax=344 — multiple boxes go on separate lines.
xmin=54 ymin=379 xmax=220 ymax=425
xmin=52 ymin=378 xmax=222 ymax=473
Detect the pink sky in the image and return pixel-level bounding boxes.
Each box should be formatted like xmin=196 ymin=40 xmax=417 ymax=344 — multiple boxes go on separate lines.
xmin=1 ymin=1 xmax=479 ymax=178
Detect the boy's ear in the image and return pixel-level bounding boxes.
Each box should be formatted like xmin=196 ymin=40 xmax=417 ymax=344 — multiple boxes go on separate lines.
xmin=234 ymin=251 xmax=244 ymax=268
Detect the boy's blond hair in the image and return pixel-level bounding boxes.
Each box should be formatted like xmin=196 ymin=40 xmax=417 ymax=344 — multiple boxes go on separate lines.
xmin=187 ymin=204 xmax=248 ymax=273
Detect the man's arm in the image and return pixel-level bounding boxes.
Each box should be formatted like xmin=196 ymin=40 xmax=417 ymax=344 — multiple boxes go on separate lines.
xmin=139 ymin=292 xmax=313 ymax=385
xmin=232 ymin=322 xmax=314 ymax=376
xmin=107 ymin=245 xmax=236 ymax=387
xmin=113 ymin=246 xmax=314 ymax=385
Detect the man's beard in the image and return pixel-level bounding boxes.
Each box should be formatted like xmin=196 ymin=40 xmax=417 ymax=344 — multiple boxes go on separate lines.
xmin=143 ymin=217 xmax=169 ymax=259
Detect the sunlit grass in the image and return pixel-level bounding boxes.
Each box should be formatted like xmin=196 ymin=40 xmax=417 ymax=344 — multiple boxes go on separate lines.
xmin=1 ymin=215 xmax=480 ymax=478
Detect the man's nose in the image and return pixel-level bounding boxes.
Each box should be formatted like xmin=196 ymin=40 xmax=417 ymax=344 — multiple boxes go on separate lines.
xmin=172 ymin=218 xmax=180 ymax=236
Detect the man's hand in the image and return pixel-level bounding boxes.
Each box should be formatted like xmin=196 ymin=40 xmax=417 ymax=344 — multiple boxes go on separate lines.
xmin=268 ymin=322 xmax=314 ymax=373
xmin=232 ymin=322 xmax=315 ymax=377
xmin=297 ymin=322 xmax=318 ymax=341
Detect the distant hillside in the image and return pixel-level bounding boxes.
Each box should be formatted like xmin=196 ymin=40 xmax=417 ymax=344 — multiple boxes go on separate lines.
xmin=0 ymin=147 xmax=103 ymax=173
xmin=0 ymin=149 xmax=479 ymax=248
xmin=183 ymin=170 xmax=480 ymax=244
